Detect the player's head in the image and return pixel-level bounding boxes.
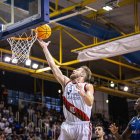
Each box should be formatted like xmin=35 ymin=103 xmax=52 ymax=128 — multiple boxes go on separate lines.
xmin=134 ymin=98 xmax=140 ymax=113
xmin=95 ymin=124 xmax=105 ymax=140
xmin=70 ymin=66 xmax=92 ymax=82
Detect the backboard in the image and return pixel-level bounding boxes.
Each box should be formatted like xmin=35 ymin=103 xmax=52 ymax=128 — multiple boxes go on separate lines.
xmin=0 ymin=0 xmax=49 ymax=40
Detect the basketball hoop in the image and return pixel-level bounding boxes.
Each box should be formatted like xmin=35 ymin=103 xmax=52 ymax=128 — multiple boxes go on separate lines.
xmin=7 ymin=30 xmax=37 ymax=63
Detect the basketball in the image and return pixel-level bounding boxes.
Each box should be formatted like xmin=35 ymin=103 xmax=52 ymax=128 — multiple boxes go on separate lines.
xmin=36 ymin=24 xmax=51 ymax=39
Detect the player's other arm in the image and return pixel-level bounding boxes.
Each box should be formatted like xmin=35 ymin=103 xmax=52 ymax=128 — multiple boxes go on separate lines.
xmin=38 ymin=40 xmax=69 ymax=87
xmin=109 ymin=123 xmax=131 ymax=140
xmin=83 ymin=84 xmax=94 ymax=106
xmin=77 ymin=83 xmax=94 ymax=106
xmin=121 ymin=126 xmax=131 ymax=140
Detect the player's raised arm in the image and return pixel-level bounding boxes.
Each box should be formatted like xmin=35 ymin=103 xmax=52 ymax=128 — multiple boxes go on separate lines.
xmin=38 ymin=39 xmax=69 ymax=87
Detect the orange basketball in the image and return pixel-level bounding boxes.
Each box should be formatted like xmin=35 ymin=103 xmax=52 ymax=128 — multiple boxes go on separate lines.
xmin=36 ymin=24 xmax=51 ymax=39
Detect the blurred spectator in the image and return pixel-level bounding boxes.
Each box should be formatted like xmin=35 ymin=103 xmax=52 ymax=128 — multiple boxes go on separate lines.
xmin=93 ymin=124 xmax=105 ymax=140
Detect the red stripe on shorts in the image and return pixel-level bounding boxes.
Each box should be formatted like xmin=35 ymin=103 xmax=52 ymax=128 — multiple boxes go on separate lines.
xmin=88 ymin=122 xmax=92 ymax=140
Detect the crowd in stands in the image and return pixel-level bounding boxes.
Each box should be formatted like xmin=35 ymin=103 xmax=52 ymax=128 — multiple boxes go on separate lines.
xmin=0 ymin=100 xmax=129 ymax=140
xmin=0 ymin=100 xmax=64 ymax=140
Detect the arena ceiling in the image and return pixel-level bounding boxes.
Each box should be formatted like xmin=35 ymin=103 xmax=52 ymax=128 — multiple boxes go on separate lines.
xmin=0 ymin=0 xmax=140 ymax=99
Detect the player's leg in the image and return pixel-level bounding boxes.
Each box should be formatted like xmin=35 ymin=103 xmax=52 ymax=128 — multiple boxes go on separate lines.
xmin=77 ymin=123 xmax=92 ymax=140
xmin=58 ymin=129 xmax=70 ymax=140
xmin=58 ymin=122 xmax=73 ymax=140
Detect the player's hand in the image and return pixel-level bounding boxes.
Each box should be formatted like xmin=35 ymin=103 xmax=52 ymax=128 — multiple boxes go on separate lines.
xmin=38 ymin=39 xmax=51 ymax=49
xmin=109 ymin=123 xmax=119 ymax=135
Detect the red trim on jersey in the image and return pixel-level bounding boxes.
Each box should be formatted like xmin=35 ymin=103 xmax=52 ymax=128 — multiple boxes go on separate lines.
xmin=88 ymin=122 xmax=92 ymax=140
xmin=84 ymin=84 xmax=87 ymax=93
xmin=84 ymin=83 xmax=94 ymax=95
xmin=65 ymin=81 xmax=71 ymax=87
xmin=62 ymin=96 xmax=90 ymax=121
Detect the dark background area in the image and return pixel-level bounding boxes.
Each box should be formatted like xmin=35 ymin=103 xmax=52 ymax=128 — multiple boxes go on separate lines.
xmin=0 ymin=70 xmax=61 ymax=98
xmin=109 ymin=95 xmax=129 ymax=123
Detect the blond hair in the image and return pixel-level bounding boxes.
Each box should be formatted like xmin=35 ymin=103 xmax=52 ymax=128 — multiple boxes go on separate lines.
xmin=80 ymin=66 xmax=92 ymax=82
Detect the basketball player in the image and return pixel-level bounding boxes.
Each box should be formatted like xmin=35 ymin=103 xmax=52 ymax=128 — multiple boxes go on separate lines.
xmin=109 ymin=98 xmax=140 ymax=140
xmin=38 ymin=40 xmax=94 ymax=140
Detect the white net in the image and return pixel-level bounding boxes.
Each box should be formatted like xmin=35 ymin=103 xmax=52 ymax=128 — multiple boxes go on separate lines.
xmin=7 ymin=30 xmax=37 ymax=63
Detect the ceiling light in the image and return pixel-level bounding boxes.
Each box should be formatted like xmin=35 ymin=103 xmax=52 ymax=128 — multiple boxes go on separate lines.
xmin=85 ymin=6 xmax=97 ymax=12
xmin=58 ymin=89 xmax=61 ymax=93
xmin=43 ymin=67 xmax=51 ymax=71
xmin=0 ymin=24 xmax=4 ymax=31
xmin=110 ymin=81 xmax=115 ymax=87
xmin=25 ymin=59 xmax=31 ymax=66
xmin=11 ymin=58 xmax=18 ymax=64
xmin=35 ymin=66 xmax=51 ymax=73
xmin=4 ymin=56 xmax=11 ymax=62
xmin=106 ymin=99 xmax=109 ymax=103
xmin=124 ymin=86 xmax=129 ymax=92
xmin=103 ymin=6 xmax=113 ymax=11
xmin=32 ymin=63 xmax=39 ymax=69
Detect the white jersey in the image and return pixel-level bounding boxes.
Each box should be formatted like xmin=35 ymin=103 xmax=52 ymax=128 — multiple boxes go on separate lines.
xmin=62 ymin=81 xmax=92 ymax=122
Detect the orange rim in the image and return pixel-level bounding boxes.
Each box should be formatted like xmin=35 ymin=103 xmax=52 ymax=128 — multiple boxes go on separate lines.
xmin=9 ymin=29 xmax=37 ymax=40
xmin=10 ymin=37 xmax=33 ymax=40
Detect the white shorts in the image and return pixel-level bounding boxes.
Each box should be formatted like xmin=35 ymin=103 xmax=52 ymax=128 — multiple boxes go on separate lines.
xmin=58 ymin=121 xmax=92 ymax=140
